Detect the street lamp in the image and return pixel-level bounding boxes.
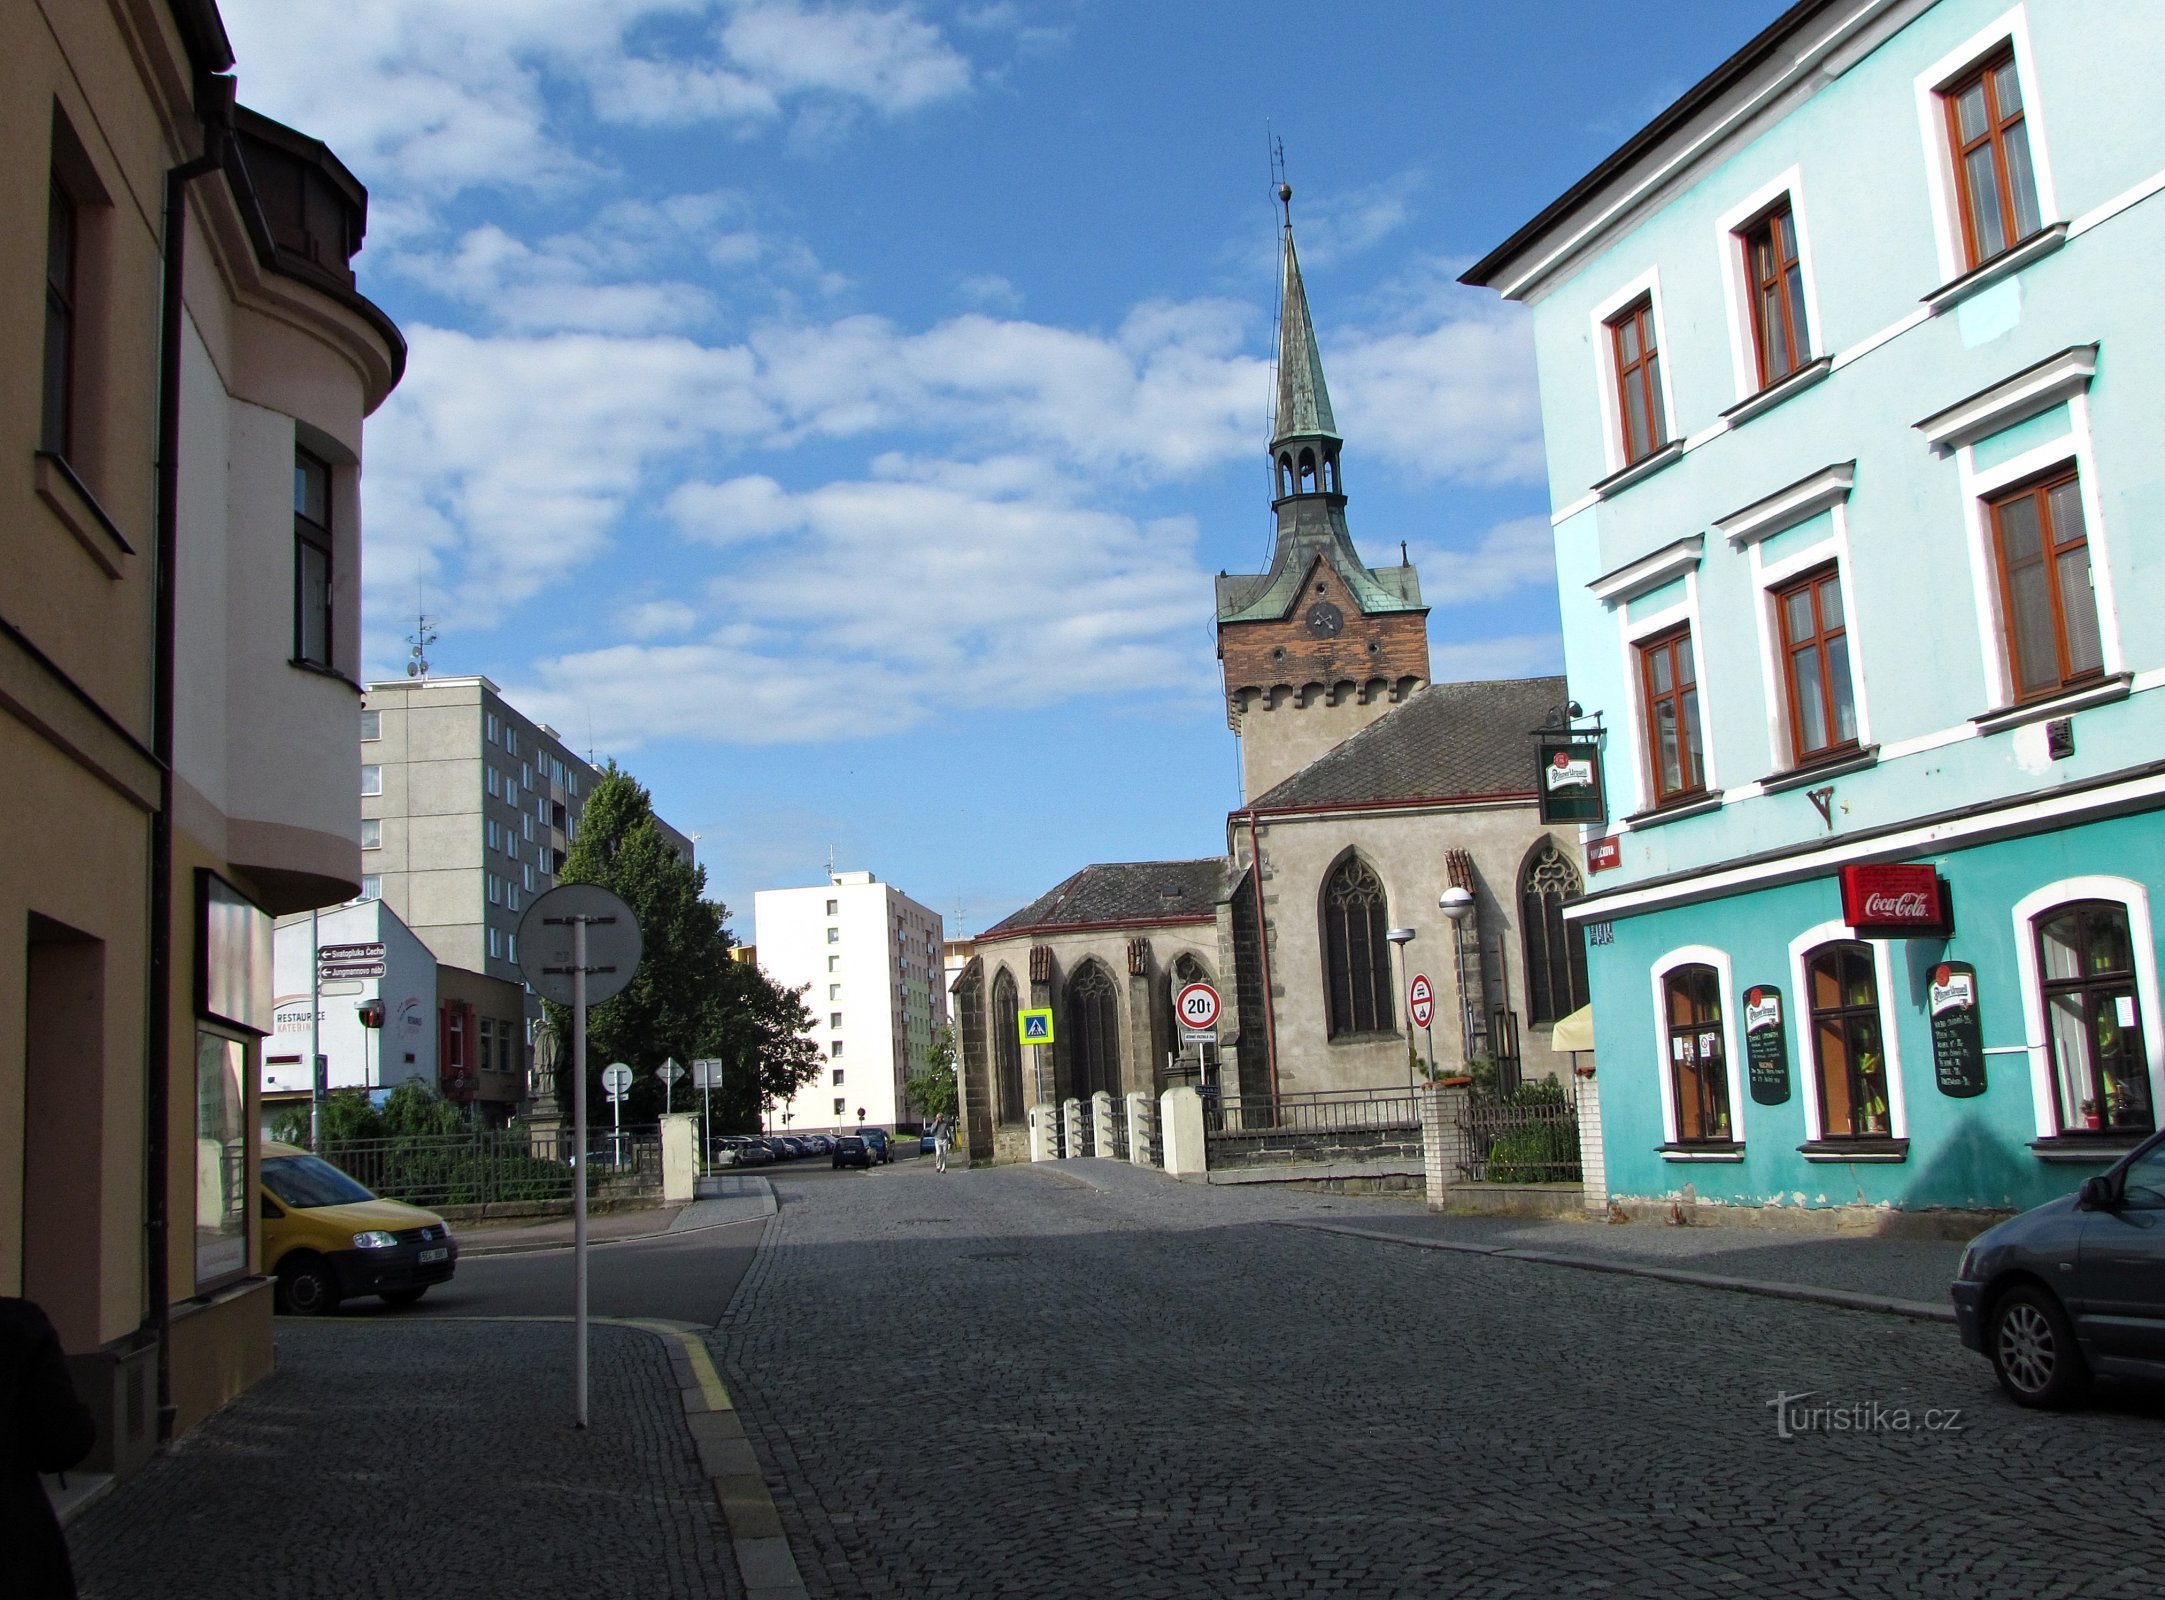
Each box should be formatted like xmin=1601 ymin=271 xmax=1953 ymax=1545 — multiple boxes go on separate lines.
xmin=1385 ymin=926 xmax=1417 ymax=1097
xmin=1438 ymin=887 xmax=1476 ymax=1073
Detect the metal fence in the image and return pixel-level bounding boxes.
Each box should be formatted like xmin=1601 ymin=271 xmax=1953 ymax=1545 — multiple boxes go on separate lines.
xmin=1101 ymin=1098 xmax=1129 ymax=1161
xmin=1202 ymin=1087 xmax=1423 ymax=1169
xmin=312 ymin=1126 xmax=661 ymax=1210
xmin=1453 ymin=1089 xmax=1581 ymax=1184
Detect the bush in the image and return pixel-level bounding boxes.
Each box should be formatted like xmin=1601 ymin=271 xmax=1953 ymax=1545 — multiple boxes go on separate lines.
xmin=1484 ymin=1121 xmax=1575 ymax=1183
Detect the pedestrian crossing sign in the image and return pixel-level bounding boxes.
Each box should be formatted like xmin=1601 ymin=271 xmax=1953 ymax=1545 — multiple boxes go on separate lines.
xmin=1018 ymin=1008 xmax=1055 ymax=1046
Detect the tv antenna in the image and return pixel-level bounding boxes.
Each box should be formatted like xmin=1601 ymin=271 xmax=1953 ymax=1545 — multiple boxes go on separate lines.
xmin=406 ymin=613 xmax=438 ymax=679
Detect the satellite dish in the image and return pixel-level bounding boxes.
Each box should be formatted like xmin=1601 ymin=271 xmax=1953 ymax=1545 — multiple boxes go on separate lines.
xmin=407 ymin=662 xmax=419 ymax=676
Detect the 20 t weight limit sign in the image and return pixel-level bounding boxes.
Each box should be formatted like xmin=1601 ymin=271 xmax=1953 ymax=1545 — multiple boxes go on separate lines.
xmin=1176 ymin=981 xmax=1220 ymax=1042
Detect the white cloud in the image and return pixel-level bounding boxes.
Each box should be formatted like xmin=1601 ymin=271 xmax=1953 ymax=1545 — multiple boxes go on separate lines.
xmin=1288 ymin=172 xmax=1425 ymax=267
xmin=616 ymin=599 xmax=704 ymax=638
xmin=1332 ymin=296 xmax=1545 ymax=486
xmin=1428 ymin=632 xmax=1565 ymax=682
xmin=397 ymin=224 xmax=717 ymax=334
xmin=957 ymin=273 xmax=1024 ymax=312
xmin=1409 ymin=516 xmax=1558 ymax=606
xmin=721 ymin=1 xmax=972 ymax=114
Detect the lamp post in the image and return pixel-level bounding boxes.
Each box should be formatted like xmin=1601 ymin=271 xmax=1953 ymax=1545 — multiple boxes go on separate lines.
xmin=1385 ymin=926 xmax=1417 ymax=1098
xmin=1438 ymin=887 xmax=1476 ymax=1072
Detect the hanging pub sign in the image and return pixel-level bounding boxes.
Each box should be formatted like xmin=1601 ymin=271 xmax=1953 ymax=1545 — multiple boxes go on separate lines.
xmin=1839 ymin=863 xmax=1953 ymax=938
xmin=1536 ymin=738 xmax=1606 ymax=826
xmin=1743 ymin=985 xmax=1791 ymax=1105
xmin=1929 ymin=960 xmax=1987 ymax=1098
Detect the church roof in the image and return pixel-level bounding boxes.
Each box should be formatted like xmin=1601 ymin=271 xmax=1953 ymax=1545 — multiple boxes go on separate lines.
xmin=1274 ymin=228 xmax=1338 ymax=443
xmin=1245 ymin=675 xmax=1567 ymax=813
xmin=1215 ymin=540 xmax=1423 ymax=626
xmin=981 ymin=858 xmax=1230 ymax=938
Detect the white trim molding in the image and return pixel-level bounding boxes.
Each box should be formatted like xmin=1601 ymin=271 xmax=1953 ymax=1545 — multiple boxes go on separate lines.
xmin=1785 ymin=922 xmax=1910 ymax=1144
xmin=1590 ymin=534 xmax=1705 ymax=607
xmin=1911 ymin=5 xmax=2063 ymax=288
xmin=1649 ymin=944 xmax=1748 ymax=1151
xmin=1717 ymin=461 xmax=1857 ymax=548
xmin=2008 ymin=876 xmax=2165 ymax=1142
xmin=1914 ymin=343 xmax=2098 ymax=453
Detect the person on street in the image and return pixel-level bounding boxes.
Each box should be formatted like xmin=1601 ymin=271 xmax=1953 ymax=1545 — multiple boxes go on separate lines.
xmin=933 ymin=1113 xmax=952 ymax=1173
xmin=3 ymin=1296 xmax=98 ymax=1600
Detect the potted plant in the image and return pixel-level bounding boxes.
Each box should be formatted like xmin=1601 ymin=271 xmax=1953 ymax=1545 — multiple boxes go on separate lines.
xmin=2078 ymin=1097 xmax=2102 ymax=1130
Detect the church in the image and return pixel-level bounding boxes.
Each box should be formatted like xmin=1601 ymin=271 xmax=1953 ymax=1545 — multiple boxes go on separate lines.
xmin=952 ymin=197 xmax=1587 ymax=1162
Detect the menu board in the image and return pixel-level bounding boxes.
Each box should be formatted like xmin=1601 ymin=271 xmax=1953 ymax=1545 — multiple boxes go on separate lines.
xmin=1929 ymin=961 xmax=1986 ymax=1098
xmin=1744 ymin=985 xmax=1791 ymax=1105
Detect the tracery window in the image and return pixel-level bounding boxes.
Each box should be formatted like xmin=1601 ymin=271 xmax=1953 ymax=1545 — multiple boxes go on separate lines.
xmin=992 ymin=966 xmax=1025 ymax=1122
xmin=1066 ymin=960 xmax=1121 ymax=1099
xmin=1521 ymin=845 xmax=1588 ymax=1026
xmin=1323 ymin=856 xmax=1393 ymax=1038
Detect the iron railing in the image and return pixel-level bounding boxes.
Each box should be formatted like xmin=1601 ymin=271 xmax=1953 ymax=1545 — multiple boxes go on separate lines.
xmin=1102 ymin=1098 xmax=1130 ymax=1160
xmin=312 ymin=1126 xmax=661 ymax=1210
xmin=1455 ymin=1090 xmax=1581 ymax=1184
xmin=1202 ymin=1087 xmax=1423 ymax=1168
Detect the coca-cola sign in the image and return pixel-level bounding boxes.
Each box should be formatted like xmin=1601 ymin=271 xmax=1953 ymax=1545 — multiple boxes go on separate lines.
xmin=1840 ymin=864 xmax=1951 ymax=936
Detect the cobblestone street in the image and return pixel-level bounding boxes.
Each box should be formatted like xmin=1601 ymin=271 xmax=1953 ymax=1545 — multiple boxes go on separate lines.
xmin=719 ymin=1164 xmax=2163 ymax=1600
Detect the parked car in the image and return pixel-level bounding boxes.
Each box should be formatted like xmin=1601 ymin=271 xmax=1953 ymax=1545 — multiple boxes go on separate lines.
xmin=832 ymin=1135 xmax=871 ymax=1170
xmin=860 ymin=1128 xmax=891 ymax=1165
xmin=772 ymin=1136 xmax=807 ymax=1160
xmin=803 ymin=1134 xmax=835 ymax=1155
xmin=1951 ymin=1130 xmax=2165 ymax=1406
xmin=731 ymin=1138 xmax=774 ymax=1167
xmin=920 ymin=1131 xmax=938 ymax=1155
xmin=259 ymin=1141 xmax=458 ymax=1317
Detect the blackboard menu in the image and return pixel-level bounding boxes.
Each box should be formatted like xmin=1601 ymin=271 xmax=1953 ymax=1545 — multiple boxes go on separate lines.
xmin=1744 ymin=985 xmax=1791 ymax=1105
xmin=1930 ymin=961 xmax=1986 ymax=1098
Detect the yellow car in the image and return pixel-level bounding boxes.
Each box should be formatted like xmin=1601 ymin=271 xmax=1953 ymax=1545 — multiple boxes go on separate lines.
xmin=259 ymin=1141 xmax=459 ymax=1315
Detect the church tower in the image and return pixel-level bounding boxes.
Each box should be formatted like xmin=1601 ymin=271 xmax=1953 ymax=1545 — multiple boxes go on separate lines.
xmin=1216 ymin=187 xmax=1430 ymax=801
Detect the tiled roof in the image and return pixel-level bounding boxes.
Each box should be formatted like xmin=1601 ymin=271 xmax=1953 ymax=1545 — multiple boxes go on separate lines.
xmin=981 ymin=858 xmax=1230 ymax=938
xmin=1247 ymin=675 xmax=1568 ymax=812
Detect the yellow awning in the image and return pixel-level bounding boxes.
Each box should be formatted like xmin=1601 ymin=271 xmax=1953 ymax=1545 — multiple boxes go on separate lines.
xmin=1552 ymin=1004 xmax=1595 ymax=1054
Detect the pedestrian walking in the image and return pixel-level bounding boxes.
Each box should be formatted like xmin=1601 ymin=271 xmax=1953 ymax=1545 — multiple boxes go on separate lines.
xmin=3 ymin=1296 xmax=97 ymax=1600
xmin=933 ymin=1113 xmax=952 ymax=1173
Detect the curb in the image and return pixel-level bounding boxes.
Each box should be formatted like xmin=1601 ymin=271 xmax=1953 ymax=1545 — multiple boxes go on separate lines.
xmin=460 ymin=1189 xmax=777 ymax=1258
xmin=1281 ymin=1220 xmax=1957 ymax=1324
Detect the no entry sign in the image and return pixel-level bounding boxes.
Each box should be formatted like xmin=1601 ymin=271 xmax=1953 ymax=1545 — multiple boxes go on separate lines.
xmin=1175 ymin=982 xmax=1221 ymax=1032
xmin=1408 ymin=974 xmax=1435 ymax=1029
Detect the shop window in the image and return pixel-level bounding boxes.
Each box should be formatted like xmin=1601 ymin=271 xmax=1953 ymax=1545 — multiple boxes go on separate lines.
xmin=195 ymin=1032 xmax=249 ymax=1288
xmin=2035 ymin=901 xmax=2153 ymax=1135
xmin=1322 ymin=854 xmax=1394 ymax=1037
xmin=1664 ymin=964 xmax=1732 ymax=1143
xmin=1806 ymin=942 xmax=1892 ymax=1137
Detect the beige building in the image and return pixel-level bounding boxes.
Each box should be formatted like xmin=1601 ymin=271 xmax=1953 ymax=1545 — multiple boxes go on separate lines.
xmin=2 ymin=0 xmax=402 ymax=1473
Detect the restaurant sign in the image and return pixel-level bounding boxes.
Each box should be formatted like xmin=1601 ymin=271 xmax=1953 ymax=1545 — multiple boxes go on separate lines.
xmin=1536 ymin=740 xmax=1606 ymax=826
xmin=1839 ymin=863 xmax=1952 ymax=938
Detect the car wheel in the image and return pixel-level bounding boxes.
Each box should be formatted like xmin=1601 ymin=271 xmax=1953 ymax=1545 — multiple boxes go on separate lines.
xmin=1989 ymin=1283 xmax=2089 ymax=1408
xmin=380 ymin=1287 xmax=427 ymax=1307
xmin=278 ymin=1254 xmax=340 ymax=1317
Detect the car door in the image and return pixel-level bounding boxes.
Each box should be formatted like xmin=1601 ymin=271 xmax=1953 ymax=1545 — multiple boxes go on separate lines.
xmin=2078 ymin=1137 xmax=2165 ymax=1373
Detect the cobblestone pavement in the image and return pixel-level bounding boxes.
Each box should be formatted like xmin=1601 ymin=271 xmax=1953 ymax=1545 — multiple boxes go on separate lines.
xmin=72 ymin=1320 xmax=740 ymax=1600
xmin=716 ymin=1161 xmax=2162 ymax=1600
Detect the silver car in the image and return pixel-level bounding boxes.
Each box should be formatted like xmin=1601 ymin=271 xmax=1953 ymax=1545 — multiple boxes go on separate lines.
xmin=1951 ymin=1131 xmax=2165 ymax=1406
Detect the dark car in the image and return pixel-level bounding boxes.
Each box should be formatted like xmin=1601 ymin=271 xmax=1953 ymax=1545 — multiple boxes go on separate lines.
xmin=803 ymin=1134 xmax=835 ymax=1155
xmin=859 ymin=1128 xmax=891 ymax=1164
xmin=1951 ymin=1130 xmax=2165 ymax=1406
xmin=832 ymin=1135 xmax=871 ymax=1170
xmin=773 ymin=1136 xmax=808 ymax=1160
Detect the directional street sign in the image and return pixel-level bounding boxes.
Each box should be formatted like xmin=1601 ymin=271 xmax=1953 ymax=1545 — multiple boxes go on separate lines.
xmin=1408 ymin=974 xmax=1435 ymax=1030
xmin=692 ymin=1058 xmax=726 ymax=1088
xmin=1175 ymin=982 xmax=1221 ymax=1032
xmin=1018 ymin=1008 xmax=1055 ymax=1046
xmin=318 ymin=942 xmax=385 ymax=962
xmin=602 ymin=1062 xmax=633 ymax=1101
xmin=318 ymin=961 xmax=385 ymax=980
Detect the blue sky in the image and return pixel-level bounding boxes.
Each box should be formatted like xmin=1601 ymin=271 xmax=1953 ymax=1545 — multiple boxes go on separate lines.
xmin=222 ymin=0 xmax=1782 ymax=938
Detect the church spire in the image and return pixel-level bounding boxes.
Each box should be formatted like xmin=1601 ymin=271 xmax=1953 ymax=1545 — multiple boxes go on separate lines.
xmin=1273 ymin=187 xmax=1338 ymax=447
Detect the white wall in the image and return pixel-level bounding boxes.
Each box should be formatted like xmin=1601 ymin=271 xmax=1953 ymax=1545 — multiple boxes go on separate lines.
xmin=267 ymin=900 xmax=436 ymax=1099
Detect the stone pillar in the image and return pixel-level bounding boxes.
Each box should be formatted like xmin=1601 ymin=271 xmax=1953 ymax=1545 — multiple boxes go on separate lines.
xmin=1091 ymin=1091 xmax=1118 ymax=1158
xmin=1419 ymin=1084 xmax=1466 ymax=1213
xmin=1126 ymin=1091 xmax=1154 ymax=1168
xmin=1160 ymin=1085 xmax=1207 ymax=1181
xmin=1028 ymin=1103 xmax=1058 ymax=1162
xmin=1574 ymin=1065 xmax=1607 ymax=1216
xmin=660 ymin=1112 xmax=697 ymax=1205
xmin=1062 ymin=1097 xmax=1082 ymax=1158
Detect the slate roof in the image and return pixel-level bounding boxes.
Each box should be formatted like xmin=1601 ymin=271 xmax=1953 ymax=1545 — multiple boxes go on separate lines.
xmin=980 ymin=858 xmax=1231 ymax=939
xmin=1246 ymin=675 xmax=1568 ymax=812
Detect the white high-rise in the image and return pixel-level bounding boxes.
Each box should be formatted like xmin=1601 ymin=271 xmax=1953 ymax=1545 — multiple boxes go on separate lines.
xmin=754 ymin=871 xmax=946 ymax=1135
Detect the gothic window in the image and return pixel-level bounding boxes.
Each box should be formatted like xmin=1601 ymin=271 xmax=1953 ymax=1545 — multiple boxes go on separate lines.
xmin=1066 ymin=960 xmax=1121 ymax=1099
xmin=1322 ymin=855 xmax=1393 ymax=1038
xmin=992 ymin=966 xmax=1025 ymax=1122
xmin=1521 ymin=845 xmax=1589 ymax=1025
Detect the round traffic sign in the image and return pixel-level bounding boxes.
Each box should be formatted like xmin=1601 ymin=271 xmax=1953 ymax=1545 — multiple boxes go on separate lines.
xmin=517 ymin=883 xmax=642 ymax=1005
xmin=601 ymin=1063 xmax=633 ymax=1096
xmin=1176 ymin=982 xmax=1221 ymax=1031
xmin=1408 ymin=974 xmax=1435 ymax=1030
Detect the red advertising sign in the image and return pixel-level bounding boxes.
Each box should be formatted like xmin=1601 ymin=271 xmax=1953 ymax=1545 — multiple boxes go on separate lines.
xmin=1840 ymin=863 xmax=1952 ymax=936
xmin=1586 ymin=836 xmax=1622 ymax=874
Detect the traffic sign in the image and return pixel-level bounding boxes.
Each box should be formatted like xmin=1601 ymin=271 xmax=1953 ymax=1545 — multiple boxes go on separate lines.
xmin=1175 ymin=982 xmax=1221 ymax=1032
xmin=1181 ymin=1029 xmax=1217 ymax=1046
xmin=658 ymin=1059 xmax=685 ymax=1084
xmin=1408 ymin=974 xmax=1435 ymax=1030
xmin=692 ymin=1058 xmax=725 ymax=1088
xmin=518 ymin=883 xmax=642 ymax=1005
xmin=1018 ymin=1007 xmax=1055 ymax=1046
xmin=319 ymin=942 xmax=385 ymax=962
xmin=602 ymin=1062 xmax=633 ymax=1101
xmin=318 ymin=961 xmax=385 ymax=980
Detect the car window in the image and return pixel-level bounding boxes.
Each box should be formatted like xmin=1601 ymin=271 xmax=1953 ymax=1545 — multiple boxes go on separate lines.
xmin=262 ymin=1154 xmax=376 ymax=1209
xmin=2121 ymin=1144 xmax=2165 ymax=1210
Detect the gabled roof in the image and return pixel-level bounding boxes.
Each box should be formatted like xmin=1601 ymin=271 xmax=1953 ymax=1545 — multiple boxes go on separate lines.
xmin=1215 ymin=541 xmax=1424 ymax=627
xmin=981 ymin=858 xmax=1230 ymax=939
xmin=1245 ymin=675 xmax=1566 ymax=813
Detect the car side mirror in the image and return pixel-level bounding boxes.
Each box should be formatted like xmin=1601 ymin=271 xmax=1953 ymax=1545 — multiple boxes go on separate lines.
xmin=2078 ymin=1175 xmax=2115 ymax=1210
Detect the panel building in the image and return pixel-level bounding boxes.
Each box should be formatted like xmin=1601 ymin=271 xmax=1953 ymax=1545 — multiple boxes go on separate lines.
xmin=756 ymin=871 xmax=947 ymax=1135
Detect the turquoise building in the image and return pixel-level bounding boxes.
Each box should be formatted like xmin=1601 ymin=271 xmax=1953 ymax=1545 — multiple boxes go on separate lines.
xmin=1466 ymin=0 xmax=2165 ymax=1215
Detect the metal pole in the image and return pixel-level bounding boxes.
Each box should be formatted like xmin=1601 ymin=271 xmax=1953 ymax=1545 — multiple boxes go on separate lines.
xmin=1397 ymin=945 xmax=1416 ymax=1100
xmin=1423 ymin=1021 xmax=1437 ymax=1084
xmin=572 ymin=917 xmax=589 ymax=1430
xmin=309 ymin=907 xmax=322 ymax=1148
xmin=702 ymin=1069 xmax=711 ymax=1172
xmin=1455 ymin=923 xmax=1475 ymax=1068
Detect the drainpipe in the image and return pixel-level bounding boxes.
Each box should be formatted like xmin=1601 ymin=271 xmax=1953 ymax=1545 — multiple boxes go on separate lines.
xmin=1246 ymin=811 xmax=1279 ymax=1102
xmin=146 ymin=73 xmax=233 ymax=1445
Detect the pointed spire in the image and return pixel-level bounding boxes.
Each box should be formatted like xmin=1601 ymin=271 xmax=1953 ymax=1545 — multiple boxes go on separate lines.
xmin=1274 ymin=192 xmax=1338 ymax=445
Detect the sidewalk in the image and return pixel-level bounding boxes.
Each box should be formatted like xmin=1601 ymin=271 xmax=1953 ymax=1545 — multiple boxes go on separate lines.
xmin=457 ymin=1176 xmax=776 ymax=1256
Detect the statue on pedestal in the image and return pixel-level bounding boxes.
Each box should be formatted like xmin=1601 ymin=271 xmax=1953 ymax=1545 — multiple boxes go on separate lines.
xmin=524 ymin=1016 xmax=564 ymax=1146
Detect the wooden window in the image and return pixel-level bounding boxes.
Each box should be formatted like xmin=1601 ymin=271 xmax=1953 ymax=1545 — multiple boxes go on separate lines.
xmin=1322 ymin=855 xmax=1394 ymax=1038
xmin=2035 ymin=902 xmax=2153 ymax=1136
xmin=294 ymin=448 xmax=333 ymax=669
xmin=1065 ymin=960 xmax=1121 ymax=1099
xmin=1740 ymin=202 xmax=1810 ymax=388
xmin=1520 ymin=845 xmax=1588 ymax=1026
xmin=1990 ymin=470 xmax=2101 ymax=702
xmin=1775 ymin=567 xmax=1857 ymax=764
xmin=1805 ymin=942 xmax=1891 ymax=1138
xmin=1607 ymin=298 xmax=1666 ymax=464
xmin=1942 ymin=49 xmax=2041 ymax=269
xmin=43 ymin=179 xmax=78 ymax=457
xmin=1637 ymin=628 xmax=1705 ymax=806
xmin=1663 ymin=965 xmax=1731 ymax=1143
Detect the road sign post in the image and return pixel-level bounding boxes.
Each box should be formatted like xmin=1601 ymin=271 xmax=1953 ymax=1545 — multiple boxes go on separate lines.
xmin=1018 ymin=1009 xmax=1055 ymax=1109
xmin=603 ymin=1062 xmax=633 ymax=1165
xmin=1408 ymin=975 xmax=1437 ymax=1084
xmin=519 ymin=884 xmax=641 ymax=1432
xmin=691 ymin=1058 xmax=722 ymax=1169
xmin=659 ymin=1056 xmax=684 ymax=1117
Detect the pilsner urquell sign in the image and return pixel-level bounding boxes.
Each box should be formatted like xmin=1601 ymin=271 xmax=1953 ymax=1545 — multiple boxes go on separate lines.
xmin=1839 ymin=863 xmax=1951 ymax=937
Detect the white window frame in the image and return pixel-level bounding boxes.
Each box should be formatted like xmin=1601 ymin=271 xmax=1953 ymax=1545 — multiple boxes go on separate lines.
xmin=487 ymin=874 xmax=502 ymax=906
xmin=485 ymin=712 xmax=500 ymax=745
xmin=1616 ymin=576 xmax=1716 ymax=814
xmin=488 ymin=926 xmax=502 ymax=960
xmin=361 ymin=765 xmax=382 ymax=796
xmin=358 ymin=875 xmax=381 ymax=901
xmin=1748 ymin=506 xmax=1873 ymax=767
xmin=1588 ymin=267 xmax=1679 ymax=479
xmin=2010 ymin=876 xmax=2165 ymax=1140
xmin=1912 ymin=6 xmax=2062 ymax=286
xmin=486 ymin=820 xmax=500 ymax=852
xmin=1713 ymin=167 xmax=1825 ymax=406
xmin=360 ymin=818 xmax=382 ymax=851
xmin=485 ymin=766 xmax=500 ymax=799
xmin=1649 ymin=944 xmax=1747 ymax=1150
xmin=360 ymin=709 xmax=381 ymax=742
xmin=1786 ymin=921 xmax=1910 ymax=1143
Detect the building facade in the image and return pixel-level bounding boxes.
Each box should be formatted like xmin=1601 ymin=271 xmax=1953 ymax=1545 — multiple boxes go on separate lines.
xmin=1467 ymin=0 xmax=2165 ymax=1214
xmin=755 ymin=871 xmax=946 ymax=1135
xmin=2 ymin=0 xmax=402 ymax=1472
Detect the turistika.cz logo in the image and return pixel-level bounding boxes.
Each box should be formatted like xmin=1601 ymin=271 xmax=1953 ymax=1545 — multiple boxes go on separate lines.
xmin=1767 ymin=1391 xmax=1965 ymax=1439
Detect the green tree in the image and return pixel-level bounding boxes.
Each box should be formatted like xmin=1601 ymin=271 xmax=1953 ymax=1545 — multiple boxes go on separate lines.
xmin=903 ymin=1023 xmax=960 ymax=1125
xmin=546 ymin=763 xmax=822 ymax=1130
